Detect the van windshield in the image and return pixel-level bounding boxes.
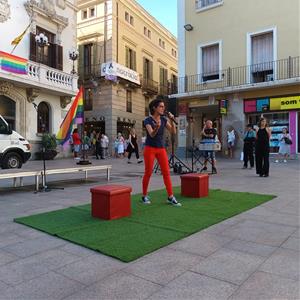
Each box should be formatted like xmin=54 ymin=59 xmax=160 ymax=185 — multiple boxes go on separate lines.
xmin=0 ymin=117 xmax=8 ymax=134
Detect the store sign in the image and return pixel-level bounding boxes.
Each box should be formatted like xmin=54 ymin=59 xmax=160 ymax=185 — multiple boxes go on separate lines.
xmin=244 ymin=100 xmax=256 ymax=113
xmin=257 ymin=98 xmax=269 ymax=112
xmin=219 ymin=99 xmax=228 ymax=114
xmin=270 ymin=96 xmax=300 ymax=111
xmin=101 ymin=61 xmax=140 ymax=85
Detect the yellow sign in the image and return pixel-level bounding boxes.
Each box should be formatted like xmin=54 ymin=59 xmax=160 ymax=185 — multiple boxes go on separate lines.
xmin=270 ymin=96 xmax=300 ymax=111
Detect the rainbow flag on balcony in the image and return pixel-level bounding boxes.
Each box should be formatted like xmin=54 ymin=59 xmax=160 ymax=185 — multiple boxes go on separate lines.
xmin=56 ymin=87 xmax=84 ymax=147
xmin=0 ymin=51 xmax=28 ymax=75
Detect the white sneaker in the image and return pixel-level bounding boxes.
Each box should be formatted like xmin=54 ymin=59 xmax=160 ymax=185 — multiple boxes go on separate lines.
xmin=283 ymin=159 xmax=287 ymax=163
xmin=167 ymin=196 xmax=182 ymax=207
xmin=141 ymin=196 xmax=151 ymax=204
xmin=275 ymin=160 xmax=279 ymax=163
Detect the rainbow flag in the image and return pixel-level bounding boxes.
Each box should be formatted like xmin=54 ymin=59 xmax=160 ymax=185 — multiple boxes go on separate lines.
xmin=0 ymin=51 xmax=28 ymax=75
xmin=56 ymin=87 xmax=84 ymax=146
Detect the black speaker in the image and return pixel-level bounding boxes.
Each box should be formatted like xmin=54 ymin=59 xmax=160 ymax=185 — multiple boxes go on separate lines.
xmin=166 ymin=97 xmax=178 ymax=117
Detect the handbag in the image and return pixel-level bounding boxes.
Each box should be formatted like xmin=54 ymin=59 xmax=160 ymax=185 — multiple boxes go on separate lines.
xmin=284 ymin=137 xmax=292 ymax=145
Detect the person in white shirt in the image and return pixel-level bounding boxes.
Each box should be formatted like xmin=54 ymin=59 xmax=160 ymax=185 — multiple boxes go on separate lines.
xmin=227 ymin=127 xmax=236 ymax=159
xmin=275 ymin=127 xmax=292 ymax=163
xmin=100 ymin=133 xmax=109 ymax=159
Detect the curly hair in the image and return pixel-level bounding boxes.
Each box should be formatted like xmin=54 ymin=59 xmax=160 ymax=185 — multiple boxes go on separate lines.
xmin=148 ymin=97 xmax=164 ymax=115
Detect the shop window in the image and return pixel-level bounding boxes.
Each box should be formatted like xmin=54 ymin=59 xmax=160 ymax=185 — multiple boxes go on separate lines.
xmin=37 ymin=102 xmax=50 ymax=133
xmin=126 ymin=90 xmax=132 ymax=113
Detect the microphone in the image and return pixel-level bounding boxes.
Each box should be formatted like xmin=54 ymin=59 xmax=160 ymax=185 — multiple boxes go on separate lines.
xmin=165 ymin=111 xmax=178 ymax=125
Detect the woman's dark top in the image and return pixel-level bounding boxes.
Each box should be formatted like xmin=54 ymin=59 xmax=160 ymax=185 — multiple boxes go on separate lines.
xmin=127 ymin=134 xmax=138 ymax=152
xmin=144 ymin=116 xmax=167 ymax=148
xmin=202 ymin=128 xmax=217 ymax=140
xmin=255 ymin=128 xmax=270 ymax=151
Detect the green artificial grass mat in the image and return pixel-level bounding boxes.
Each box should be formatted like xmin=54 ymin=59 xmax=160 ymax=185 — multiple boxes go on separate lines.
xmin=14 ymin=187 xmax=275 ymax=262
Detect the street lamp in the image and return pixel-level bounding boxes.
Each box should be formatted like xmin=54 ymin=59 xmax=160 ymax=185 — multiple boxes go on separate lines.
xmin=35 ymin=33 xmax=49 ymax=47
xmin=69 ymin=49 xmax=79 ymax=74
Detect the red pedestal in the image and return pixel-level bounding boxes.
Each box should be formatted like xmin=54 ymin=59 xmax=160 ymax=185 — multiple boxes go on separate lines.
xmin=90 ymin=185 xmax=132 ymax=220
xmin=180 ymin=174 xmax=209 ymax=198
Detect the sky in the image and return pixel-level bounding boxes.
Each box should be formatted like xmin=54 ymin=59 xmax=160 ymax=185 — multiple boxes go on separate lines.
xmin=136 ymin=0 xmax=177 ymax=37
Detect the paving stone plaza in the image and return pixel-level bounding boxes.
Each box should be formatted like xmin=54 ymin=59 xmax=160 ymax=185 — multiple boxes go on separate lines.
xmin=0 ymin=157 xmax=299 ymax=299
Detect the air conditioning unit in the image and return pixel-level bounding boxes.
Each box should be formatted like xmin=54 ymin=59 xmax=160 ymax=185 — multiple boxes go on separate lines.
xmin=266 ymin=74 xmax=274 ymax=82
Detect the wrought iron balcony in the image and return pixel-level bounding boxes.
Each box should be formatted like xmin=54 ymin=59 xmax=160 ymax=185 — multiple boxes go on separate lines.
xmin=175 ymin=56 xmax=300 ymax=95
xmin=141 ymin=78 xmax=158 ymax=95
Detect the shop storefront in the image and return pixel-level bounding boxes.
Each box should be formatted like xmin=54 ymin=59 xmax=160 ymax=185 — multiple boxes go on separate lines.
xmin=244 ymin=95 xmax=300 ymax=154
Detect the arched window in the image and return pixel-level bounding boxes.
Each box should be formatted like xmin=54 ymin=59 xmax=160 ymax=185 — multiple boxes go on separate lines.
xmin=37 ymin=102 xmax=50 ymax=133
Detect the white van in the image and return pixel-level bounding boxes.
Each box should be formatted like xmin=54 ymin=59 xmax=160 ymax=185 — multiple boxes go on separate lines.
xmin=0 ymin=115 xmax=31 ymax=169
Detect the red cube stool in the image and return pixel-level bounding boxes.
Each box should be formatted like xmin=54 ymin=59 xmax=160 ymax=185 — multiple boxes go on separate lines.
xmin=180 ymin=173 xmax=209 ymax=198
xmin=90 ymin=185 xmax=132 ymax=220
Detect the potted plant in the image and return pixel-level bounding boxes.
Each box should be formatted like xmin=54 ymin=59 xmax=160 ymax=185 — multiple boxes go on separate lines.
xmin=35 ymin=134 xmax=58 ymax=160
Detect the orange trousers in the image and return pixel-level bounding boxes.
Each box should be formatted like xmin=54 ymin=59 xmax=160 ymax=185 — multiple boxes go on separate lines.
xmin=142 ymin=146 xmax=173 ymax=197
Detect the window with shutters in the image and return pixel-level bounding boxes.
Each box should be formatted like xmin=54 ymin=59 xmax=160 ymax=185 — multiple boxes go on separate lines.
xmin=84 ymin=88 xmax=93 ymax=111
xmin=37 ymin=102 xmax=50 ymax=133
xmin=84 ymin=44 xmax=93 ymax=75
xmin=30 ymin=27 xmax=63 ymax=70
xmin=251 ymin=32 xmax=274 ymax=83
xmin=126 ymin=90 xmax=132 ymax=113
xmin=159 ymin=67 xmax=168 ymax=95
xmin=199 ymin=42 xmax=221 ymax=81
xmin=144 ymin=96 xmax=150 ymax=116
xmin=125 ymin=12 xmax=129 ymax=22
xmin=125 ymin=46 xmax=136 ymax=71
xmin=159 ymin=38 xmax=165 ymax=49
xmin=143 ymin=58 xmax=153 ymax=80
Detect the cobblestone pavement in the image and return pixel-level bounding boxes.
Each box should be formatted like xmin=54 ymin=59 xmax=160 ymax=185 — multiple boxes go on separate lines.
xmin=0 ymin=156 xmax=299 ymax=299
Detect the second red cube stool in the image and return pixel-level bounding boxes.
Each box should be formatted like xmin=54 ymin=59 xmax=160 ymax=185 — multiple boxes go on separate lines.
xmin=180 ymin=173 xmax=209 ymax=198
xmin=90 ymin=185 xmax=132 ymax=220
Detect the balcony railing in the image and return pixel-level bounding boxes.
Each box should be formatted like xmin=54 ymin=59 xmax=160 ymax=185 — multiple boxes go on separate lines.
xmin=175 ymin=56 xmax=300 ymax=95
xmin=196 ymin=0 xmax=223 ymax=10
xmin=141 ymin=78 xmax=159 ymax=95
xmin=0 ymin=60 xmax=78 ymax=95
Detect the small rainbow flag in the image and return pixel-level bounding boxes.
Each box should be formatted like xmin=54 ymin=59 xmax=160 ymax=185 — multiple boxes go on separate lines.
xmin=56 ymin=87 xmax=84 ymax=147
xmin=0 ymin=51 xmax=28 ymax=75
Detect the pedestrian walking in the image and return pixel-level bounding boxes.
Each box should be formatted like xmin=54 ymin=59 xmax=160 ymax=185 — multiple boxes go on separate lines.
xmin=275 ymin=127 xmax=292 ymax=163
xmin=117 ymin=132 xmax=125 ymax=158
xmin=255 ymin=117 xmax=271 ymax=177
xmin=95 ymin=131 xmax=101 ymax=159
xmin=242 ymin=124 xmax=256 ymax=169
xmin=126 ymin=128 xmax=143 ymax=164
xmin=227 ymin=126 xmax=236 ymax=159
xmin=100 ymin=133 xmax=109 ymax=159
xmin=72 ymin=128 xmax=81 ymax=159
